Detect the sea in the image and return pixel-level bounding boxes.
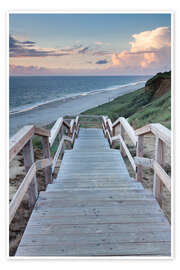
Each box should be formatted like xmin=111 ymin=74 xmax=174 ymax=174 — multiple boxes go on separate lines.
xmin=10 ymin=75 xmax=151 ymax=115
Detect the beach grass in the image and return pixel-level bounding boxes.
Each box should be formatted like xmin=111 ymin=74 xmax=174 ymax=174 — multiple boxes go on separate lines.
xmin=82 ymin=86 xmax=171 ymax=129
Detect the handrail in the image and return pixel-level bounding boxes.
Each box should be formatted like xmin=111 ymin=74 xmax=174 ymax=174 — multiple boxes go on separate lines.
xmin=9 ymin=125 xmax=34 ymax=162
xmin=135 ymin=123 xmax=171 ymax=147
xmin=9 ymin=158 xmax=52 ymax=223
xmin=101 ymin=115 xmax=171 ymax=208
xmin=9 ymin=115 xmax=80 ymax=224
xmin=102 ymin=116 xmax=137 ymax=172
xmin=135 ymin=123 xmax=171 ymax=206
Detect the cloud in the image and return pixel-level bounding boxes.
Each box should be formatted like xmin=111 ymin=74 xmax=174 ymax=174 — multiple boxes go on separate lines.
xmin=10 ymin=35 xmax=70 ymax=58
xmin=95 ymin=41 xmax=111 ymax=46
xmin=78 ymin=46 xmax=89 ymax=54
xmin=96 ymin=59 xmax=108 ymax=64
xmin=111 ymin=27 xmax=171 ymax=72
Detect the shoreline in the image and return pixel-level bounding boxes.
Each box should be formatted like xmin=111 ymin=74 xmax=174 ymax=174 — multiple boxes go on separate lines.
xmin=10 ymin=81 xmax=145 ymax=136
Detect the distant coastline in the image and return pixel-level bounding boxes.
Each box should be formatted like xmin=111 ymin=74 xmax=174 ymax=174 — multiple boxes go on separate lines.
xmin=9 ymin=79 xmax=147 ymax=136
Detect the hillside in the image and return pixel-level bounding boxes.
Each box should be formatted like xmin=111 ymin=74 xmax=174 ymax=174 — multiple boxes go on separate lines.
xmin=82 ymin=71 xmax=171 ymax=129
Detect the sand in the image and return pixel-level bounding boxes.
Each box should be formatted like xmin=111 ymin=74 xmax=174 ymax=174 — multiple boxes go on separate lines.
xmin=10 ymin=82 xmax=145 ymax=136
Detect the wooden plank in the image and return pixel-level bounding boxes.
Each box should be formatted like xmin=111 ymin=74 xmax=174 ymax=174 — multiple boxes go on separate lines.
xmin=39 ymin=189 xmax=152 ymax=200
xmin=9 ymin=163 xmax=36 ymax=223
xmin=34 ymin=126 xmax=50 ymax=137
xmin=20 ymin=231 xmax=170 ymax=246
xmin=136 ymin=135 xmax=144 ymax=181
xmin=63 ymin=119 xmax=71 ymax=129
xmin=153 ymin=161 xmax=171 ymax=192
xmin=135 ymin=125 xmax=151 ymax=136
xmin=23 ymin=139 xmax=38 ymax=210
xmin=33 ymin=199 xmax=158 ymax=209
xmin=49 ymin=117 xmax=63 ymax=146
xmin=9 ymin=125 xmax=34 ymax=162
xmin=119 ymin=134 xmax=136 ymax=172
xmin=16 ymin=241 xmax=171 ymax=256
xmin=28 ymin=213 xmax=167 ymax=226
xmin=24 ymin=222 xmax=170 ymax=235
xmin=42 ymin=136 xmax=52 ymax=185
xmin=105 ymin=129 xmax=112 ymax=146
xmin=70 ymin=119 xmax=75 ymax=134
xmin=119 ymin=117 xmax=137 ymax=146
xmin=151 ymin=124 xmax=171 ymax=147
xmin=134 ymin=157 xmax=154 ymax=168
xmin=153 ymin=137 xmax=164 ymax=206
xmin=112 ymin=117 xmax=120 ymax=128
xmin=31 ymin=204 xmax=163 ymax=217
xmin=120 ymin=124 xmax=125 ymax=157
xmin=52 ymin=139 xmax=64 ymax=173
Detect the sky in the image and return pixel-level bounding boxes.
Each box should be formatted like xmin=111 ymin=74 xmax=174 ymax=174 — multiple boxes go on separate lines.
xmin=9 ymin=13 xmax=171 ymax=76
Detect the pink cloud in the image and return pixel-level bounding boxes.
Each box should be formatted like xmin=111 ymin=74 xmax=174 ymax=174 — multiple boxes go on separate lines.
xmin=112 ymin=27 xmax=171 ymax=71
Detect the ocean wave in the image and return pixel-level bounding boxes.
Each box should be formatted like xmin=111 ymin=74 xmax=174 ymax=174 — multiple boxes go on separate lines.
xmin=10 ymin=80 xmax=146 ymax=116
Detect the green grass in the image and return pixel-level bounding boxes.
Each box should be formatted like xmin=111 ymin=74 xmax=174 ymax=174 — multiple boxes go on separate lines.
xmin=82 ymin=86 xmax=171 ymax=129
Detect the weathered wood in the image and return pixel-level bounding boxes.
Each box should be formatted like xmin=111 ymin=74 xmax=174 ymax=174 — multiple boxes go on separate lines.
xmin=49 ymin=117 xmax=63 ymax=146
xmin=23 ymin=222 xmax=170 ymax=235
xmin=15 ymin=127 xmax=171 ymax=257
xmin=23 ymin=139 xmax=38 ymax=210
xmin=52 ymin=139 xmax=64 ymax=173
xmin=135 ymin=123 xmax=171 ymax=147
xmin=112 ymin=117 xmax=120 ymax=128
xmin=105 ymin=129 xmax=112 ymax=146
xmin=119 ymin=135 xmax=136 ymax=172
xmin=16 ymin=241 xmax=171 ymax=256
xmin=34 ymin=126 xmax=50 ymax=137
xmin=42 ymin=136 xmax=52 ymax=185
xmin=153 ymin=137 xmax=164 ymax=206
xmin=70 ymin=119 xmax=75 ymax=134
xmin=9 ymin=163 xmax=36 ymax=224
xmin=153 ymin=161 xmax=171 ymax=192
xmin=134 ymin=157 xmax=154 ymax=168
xmin=151 ymin=124 xmax=171 ymax=147
xmin=136 ymin=135 xmax=144 ymax=182
xmin=63 ymin=119 xmax=71 ymax=129
xmin=9 ymin=125 xmax=34 ymax=162
xmin=135 ymin=125 xmax=151 ymax=136
xmin=120 ymin=124 xmax=125 ymax=157
xmin=119 ymin=117 xmax=137 ymax=146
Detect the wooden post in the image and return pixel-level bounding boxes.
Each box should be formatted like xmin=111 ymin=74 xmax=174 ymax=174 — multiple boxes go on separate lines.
xmin=153 ymin=137 xmax=164 ymax=207
xmin=42 ymin=136 xmax=52 ymax=185
xmin=112 ymin=126 xmax=115 ymax=148
xmin=120 ymin=124 xmax=125 ymax=157
xmin=59 ymin=126 xmax=63 ymax=142
xmin=67 ymin=127 xmax=71 ymax=137
xmin=23 ymin=139 xmax=38 ymax=210
xmin=136 ymin=135 xmax=144 ymax=182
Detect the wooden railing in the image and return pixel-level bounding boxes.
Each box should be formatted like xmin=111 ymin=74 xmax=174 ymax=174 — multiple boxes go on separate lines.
xmin=102 ymin=117 xmax=171 ymax=207
xmin=134 ymin=123 xmax=171 ymax=206
xmin=9 ymin=116 xmax=79 ymax=224
xmin=102 ymin=116 xmax=137 ymax=172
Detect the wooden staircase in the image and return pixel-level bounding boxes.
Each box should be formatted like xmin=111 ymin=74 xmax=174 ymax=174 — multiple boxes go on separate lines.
xmin=15 ymin=127 xmax=171 ymax=256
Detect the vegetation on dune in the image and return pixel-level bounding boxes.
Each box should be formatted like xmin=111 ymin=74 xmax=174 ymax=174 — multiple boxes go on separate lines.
xmin=82 ymin=71 xmax=171 ymax=129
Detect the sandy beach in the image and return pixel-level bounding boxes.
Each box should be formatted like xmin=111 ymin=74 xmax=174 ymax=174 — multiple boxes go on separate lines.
xmin=10 ymin=82 xmax=145 ymax=136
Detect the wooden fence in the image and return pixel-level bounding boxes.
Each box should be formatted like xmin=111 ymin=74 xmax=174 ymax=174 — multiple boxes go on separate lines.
xmin=102 ymin=116 xmax=171 ymax=207
xmin=9 ymin=116 xmax=79 ymax=224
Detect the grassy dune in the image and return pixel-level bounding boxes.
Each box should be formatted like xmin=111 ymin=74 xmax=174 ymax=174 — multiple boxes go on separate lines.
xmin=82 ymin=72 xmax=171 ymax=129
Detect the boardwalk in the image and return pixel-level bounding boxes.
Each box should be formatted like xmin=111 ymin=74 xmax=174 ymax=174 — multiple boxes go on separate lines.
xmin=16 ymin=128 xmax=171 ymax=256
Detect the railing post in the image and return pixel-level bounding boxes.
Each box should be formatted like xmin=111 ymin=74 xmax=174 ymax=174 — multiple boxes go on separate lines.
xmin=136 ymin=135 xmax=144 ymax=181
xmin=42 ymin=136 xmax=52 ymax=185
xmin=153 ymin=137 xmax=164 ymax=207
xmin=112 ymin=126 xmax=115 ymax=148
xmin=23 ymin=138 xmax=38 ymax=210
xmin=120 ymin=124 xmax=125 ymax=157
